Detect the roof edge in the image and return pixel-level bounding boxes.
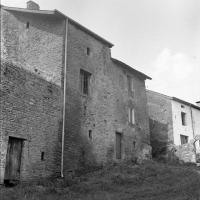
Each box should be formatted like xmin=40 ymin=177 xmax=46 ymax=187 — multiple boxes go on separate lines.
xmin=146 ymin=90 xmax=172 ymax=100
xmin=2 ymin=5 xmax=114 ymax=48
xmin=111 ymin=58 xmax=152 ymax=80
xmin=172 ymin=97 xmax=200 ymax=110
xmin=147 ymin=90 xmax=200 ymax=111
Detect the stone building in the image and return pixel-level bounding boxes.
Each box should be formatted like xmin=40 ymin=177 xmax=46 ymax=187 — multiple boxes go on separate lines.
xmin=147 ymin=90 xmax=200 ymax=163
xmin=0 ymin=1 xmax=151 ymax=184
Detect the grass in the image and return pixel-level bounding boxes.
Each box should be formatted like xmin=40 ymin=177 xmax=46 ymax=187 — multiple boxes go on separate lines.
xmin=1 ymin=160 xmax=200 ymax=200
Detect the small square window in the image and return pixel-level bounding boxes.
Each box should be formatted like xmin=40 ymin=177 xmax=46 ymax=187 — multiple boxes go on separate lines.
xmin=180 ymin=135 xmax=188 ymax=145
xmin=181 ymin=112 xmax=187 ymax=126
xmin=80 ymin=69 xmax=91 ymax=95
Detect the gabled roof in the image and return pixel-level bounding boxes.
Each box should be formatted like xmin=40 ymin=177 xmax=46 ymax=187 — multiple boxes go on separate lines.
xmin=147 ymin=90 xmax=200 ymax=111
xmin=1 ymin=5 xmax=114 ymax=48
xmin=111 ymin=58 xmax=152 ymax=80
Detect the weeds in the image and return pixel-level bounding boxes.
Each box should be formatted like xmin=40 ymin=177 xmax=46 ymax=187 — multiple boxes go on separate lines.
xmin=1 ymin=160 xmax=200 ymax=200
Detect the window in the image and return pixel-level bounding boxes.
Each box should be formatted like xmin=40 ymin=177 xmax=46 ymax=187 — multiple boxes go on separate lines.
xmin=116 ymin=132 xmax=122 ymax=159
xmin=181 ymin=112 xmax=187 ymax=126
xmin=127 ymin=75 xmax=134 ymax=96
xmin=86 ymin=47 xmax=90 ymax=56
xmin=128 ymin=108 xmax=135 ymax=125
xmin=180 ymin=135 xmax=188 ymax=145
xmin=88 ymin=130 xmax=92 ymax=140
xmin=80 ymin=69 xmax=91 ymax=95
xmin=41 ymin=152 xmax=45 ymax=161
xmin=26 ymin=22 xmax=30 ymax=29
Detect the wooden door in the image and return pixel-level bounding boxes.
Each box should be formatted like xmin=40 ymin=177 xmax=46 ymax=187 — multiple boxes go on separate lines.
xmin=116 ymin=132 xmax=122 ymax=159
xmin=4 ymin=137 xmax=23 ymax=181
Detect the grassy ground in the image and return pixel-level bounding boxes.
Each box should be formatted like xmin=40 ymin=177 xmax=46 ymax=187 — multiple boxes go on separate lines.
xmin=1 ymin=160 xmax=200 ymax=200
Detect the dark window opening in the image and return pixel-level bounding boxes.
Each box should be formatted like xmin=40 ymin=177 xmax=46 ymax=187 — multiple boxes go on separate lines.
xmin=116 ymin=132 xmax=122 ymax=159
xmin=181 ymin=112 xmax=187 ymax=126
xmin=89 ymin=130 xmax=92 ymax=140
xmin=26 ymin=22 xmax=30 ymax=29
xmin=180 ymin=135 xmax=188 ymax=145
xmin=133 ymin=141 xmax=136 ymax=148
xmin=86 ymin=47 xmax=90 ymax=56
xmin=41 ymin=152 xmax=45 ymax=161
xmin=80 ymin=69 xmax=91 ymax=95
xmin=181 ymin=105 xmax=185 ymax=108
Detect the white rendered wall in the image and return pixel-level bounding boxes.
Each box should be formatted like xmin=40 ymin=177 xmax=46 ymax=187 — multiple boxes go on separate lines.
xmin=171 ymin=100 xmax=194 ymax=146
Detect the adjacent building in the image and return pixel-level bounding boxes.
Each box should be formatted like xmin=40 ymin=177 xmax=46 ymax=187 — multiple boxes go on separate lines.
xmin=0 ymin=1 xmax=151 ymax=184
xmin=147 ymin=90 xmax=200 ymax=162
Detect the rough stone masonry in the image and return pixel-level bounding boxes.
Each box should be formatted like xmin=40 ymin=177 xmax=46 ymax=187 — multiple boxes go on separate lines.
xmin=0 ymin=1 xmax=151 ymax=183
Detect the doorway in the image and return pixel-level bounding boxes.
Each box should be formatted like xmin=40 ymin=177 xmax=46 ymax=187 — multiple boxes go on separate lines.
xmin=4 ymin=137 xmax=24 ymax=182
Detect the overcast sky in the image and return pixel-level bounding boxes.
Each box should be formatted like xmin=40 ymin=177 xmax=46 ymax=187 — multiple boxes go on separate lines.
xmin=2 ymin=0 xmax=200 ymax=104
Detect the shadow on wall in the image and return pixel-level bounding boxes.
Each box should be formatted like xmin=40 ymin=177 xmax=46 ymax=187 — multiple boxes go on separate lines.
xmin=1 ymin=61 xmax=98 ymax=182
xmin=64 ymin=86 xmax=98 ymax=176
xmin=149 ymin=118 xmax=169 ymax=158
xmin=149 ymin=118 xmax=196 ymax=164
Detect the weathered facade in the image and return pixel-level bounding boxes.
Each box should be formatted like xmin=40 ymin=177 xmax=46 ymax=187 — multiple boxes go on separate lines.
xmin=0 ymin=1 xmax=151 ymax=184
xmin=147 ymin=90 xmax=200 ymax=163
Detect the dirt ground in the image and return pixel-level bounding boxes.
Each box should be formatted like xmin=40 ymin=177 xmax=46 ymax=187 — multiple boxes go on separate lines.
xmin=1 ymin=160 xmax=200 ymax=200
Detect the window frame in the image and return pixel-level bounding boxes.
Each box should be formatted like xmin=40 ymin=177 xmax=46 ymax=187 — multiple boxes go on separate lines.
xmin=181 ymin=112 xmax=187 ymax=126
xmin=180 ymin=134 xmax=188 ymax=145
xmin=128 ymin=108 xmax=135 ymax=125
xmin=80 ymin=69 xmax=91 ymax=96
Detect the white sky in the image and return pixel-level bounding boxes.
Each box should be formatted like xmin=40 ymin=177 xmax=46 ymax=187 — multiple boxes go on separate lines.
xmin=2 ymin=0 xmax=200 ymax=104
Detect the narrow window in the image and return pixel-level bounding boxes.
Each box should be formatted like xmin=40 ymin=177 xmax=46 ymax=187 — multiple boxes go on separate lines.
xmin=88 ymin=130 xmax=92 ymax=140
xmin=80 ymin=69 xmax=91 ymax=95
xmin=181 ymin=112 xmax=187 ymax=126
xmin=180 ymin=135 xmax=188 ymax=145
xmin=26 ymin=22 xmax=30 ymax=29
xmin=133 ymin=141 xmax=136 ymax=149
xmin=41 ymin=152 xmax=45 ymax=161
xmin=127 ymin=75 xmax=131 ymax=92
xmin=116 ymin=132 xmax=122 ymax=159
xmin=128 ymin=108 xmax=135 ymax=125
xmin=86 ymin=47 xmax=90 ymax=56
xmin=127 ymin=76 xmax=134 ymax=96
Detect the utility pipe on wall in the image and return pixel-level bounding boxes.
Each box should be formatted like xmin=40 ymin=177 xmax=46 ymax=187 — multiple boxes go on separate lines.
xmin=61 ymin=18 xmax=69 ymax=178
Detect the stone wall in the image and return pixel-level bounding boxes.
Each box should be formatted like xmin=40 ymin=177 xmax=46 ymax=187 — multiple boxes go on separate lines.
xmin=147 ymin=91 xmax=174 ymax=157
xmin=1 ymin=9 xmax=65 ymax=86
xmin=63 ymin=22 xmax=151 ymax=175
xmin=1 ymin=6 xmax=151 ymax=182
xmin=0 ymin=8 xmax=65 ymax=183
xmin=0 ymin=62 xmax=62 ymax=183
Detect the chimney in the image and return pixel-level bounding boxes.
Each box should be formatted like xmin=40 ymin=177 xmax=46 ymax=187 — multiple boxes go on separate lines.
xmin=196 ymin=101 xmax=200 ymax=107
xmin=27 ymin=1 xmax=40 ymax=10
